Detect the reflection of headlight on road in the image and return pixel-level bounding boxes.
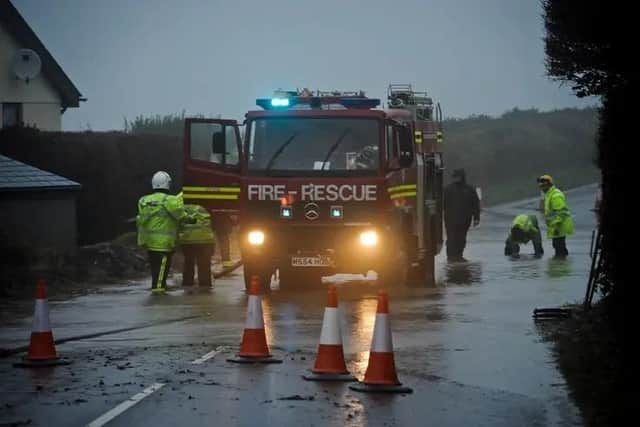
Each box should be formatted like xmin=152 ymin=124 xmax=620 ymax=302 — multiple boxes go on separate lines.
xmin=359 ymin=230 xmax=378 ymax=247
xmin=248 ymin=230 xmax=265 ymax=245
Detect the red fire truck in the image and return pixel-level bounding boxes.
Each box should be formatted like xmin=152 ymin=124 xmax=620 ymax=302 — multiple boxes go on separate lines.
xmin=182 ymin=84 xmax=444 ymax=291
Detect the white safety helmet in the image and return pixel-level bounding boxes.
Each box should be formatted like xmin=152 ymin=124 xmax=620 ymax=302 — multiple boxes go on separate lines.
xmin=151 ymin=171 xmax=172 ymax=190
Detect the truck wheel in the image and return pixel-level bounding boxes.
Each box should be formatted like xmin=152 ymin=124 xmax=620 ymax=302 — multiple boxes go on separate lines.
xmin=243 ymin=265 xmax=273 ymax=293
xmin=406 ymin=255 xmax=435 ymax=287
xmin=376 ymin=251 xmax=409 ymax=288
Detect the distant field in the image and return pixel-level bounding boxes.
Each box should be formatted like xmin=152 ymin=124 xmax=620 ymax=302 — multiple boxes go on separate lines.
xmin=442 ymin=107 xmax=599 ymax=205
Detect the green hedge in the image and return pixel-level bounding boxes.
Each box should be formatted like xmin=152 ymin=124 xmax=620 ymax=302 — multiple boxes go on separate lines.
xmin=1 ymin=128 xmax=182 ymax=244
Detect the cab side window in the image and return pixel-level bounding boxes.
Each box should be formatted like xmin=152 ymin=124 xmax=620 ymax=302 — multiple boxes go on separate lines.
xmin=224 ymin=125 xmax=240 ymax=166
xmin=190 ymin=122 xmax=240 ymax=167
xmin=385 ymin=123 xmax=414 ymax=167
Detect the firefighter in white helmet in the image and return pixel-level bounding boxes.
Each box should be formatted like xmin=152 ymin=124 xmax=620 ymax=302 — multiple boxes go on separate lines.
xmin=136 ymin=171 xmax=185 ymax=294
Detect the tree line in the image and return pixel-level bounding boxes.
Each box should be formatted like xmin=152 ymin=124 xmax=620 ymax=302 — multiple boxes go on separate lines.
xmin=443 ymin=107 xmax=598 ymax=205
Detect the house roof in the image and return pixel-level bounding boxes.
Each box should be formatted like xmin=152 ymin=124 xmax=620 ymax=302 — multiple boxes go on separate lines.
xmin=0 ymin=1 xmax=83 ymax=108
xmin=0 ymin=155 xmax=81 ymax=192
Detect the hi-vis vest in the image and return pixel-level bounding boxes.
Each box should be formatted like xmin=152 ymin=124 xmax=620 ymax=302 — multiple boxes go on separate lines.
xmin=136 ymin=192 xmax=184 ymax=252
xmin=511 ymin=214 xmax=539 ymax=240
xmin=178 ymin=204 xmax=215 ymax=245
xmin=544 ymin=186 xmax=574 ymax=238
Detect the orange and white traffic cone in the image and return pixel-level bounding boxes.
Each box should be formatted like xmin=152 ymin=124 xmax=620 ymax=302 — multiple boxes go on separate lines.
xmin=349 ymin=290 xmax=412 ymax=393
xmin=303 ymin=284 xmax=355 ymax=381
xmin=14 ymin=280 xmax=71 ymax=367
xmin=227 ymin=275 xmax=281 ymax=364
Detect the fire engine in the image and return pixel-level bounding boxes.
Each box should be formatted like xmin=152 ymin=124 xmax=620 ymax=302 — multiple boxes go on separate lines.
xmin=182 ymin=84 xmax=444 ymax=291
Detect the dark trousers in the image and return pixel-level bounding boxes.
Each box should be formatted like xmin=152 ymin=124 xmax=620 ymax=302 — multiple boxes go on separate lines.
xmin=218 ymin=233 xmax=230 ymax=262
xmin=148 ymin=251 xmax=173 ymax=292
xmin=552 ymin=237 xmax=569 ymax=257
xmin=213 ymin=214 xmax=232 ymax=262
xmin=445 ymin=222 xmax=470 ymax=259
xmin=182 ymin=244 xmax=213 ymax=287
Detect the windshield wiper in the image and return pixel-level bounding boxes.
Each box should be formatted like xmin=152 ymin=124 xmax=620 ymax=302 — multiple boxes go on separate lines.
xmin=264 ymin=133 xmax=298 ymax=171
xmin=320 ymin=129 xmax=350 ymax=171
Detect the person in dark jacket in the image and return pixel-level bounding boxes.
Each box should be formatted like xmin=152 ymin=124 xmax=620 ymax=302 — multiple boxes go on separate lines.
xmin=444 ymin=168 xmax=480 ymax=262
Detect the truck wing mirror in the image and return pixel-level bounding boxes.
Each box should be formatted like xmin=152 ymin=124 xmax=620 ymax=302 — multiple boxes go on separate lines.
xmin=212 ymin=132 xmax=226 ymax=154
xmin=387 ymin=158 xmax=402 ymax=171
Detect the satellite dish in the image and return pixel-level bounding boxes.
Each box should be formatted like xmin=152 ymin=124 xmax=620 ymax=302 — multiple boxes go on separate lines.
xmin=12 ymin=49 xmax=42 ymax=83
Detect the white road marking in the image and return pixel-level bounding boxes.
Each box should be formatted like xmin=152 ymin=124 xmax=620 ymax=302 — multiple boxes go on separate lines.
xmin=86 ymin=382 xmax=165 ymax=427
xmin=190 ymin=346 xmax=227 ymax=365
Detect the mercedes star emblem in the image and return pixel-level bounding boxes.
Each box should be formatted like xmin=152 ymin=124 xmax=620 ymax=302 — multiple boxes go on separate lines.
xmin=304 ymin=202 xmax=319 ymax=220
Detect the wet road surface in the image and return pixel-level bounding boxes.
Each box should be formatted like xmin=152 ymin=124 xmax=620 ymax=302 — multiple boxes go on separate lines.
xmin=0 ymin=185 xmax=597 ymax=426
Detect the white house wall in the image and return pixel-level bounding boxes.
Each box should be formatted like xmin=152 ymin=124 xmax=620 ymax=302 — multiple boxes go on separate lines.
xmin=0 ymin=23 xmax=62 ymax=131
xmin=21 ymin=102 xmax=62 ymax=130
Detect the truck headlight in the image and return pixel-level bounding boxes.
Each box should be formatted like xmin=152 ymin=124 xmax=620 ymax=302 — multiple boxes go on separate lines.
xmin=359 ymin=230 xmax=378 ymax=247
xmin=248 ymin=230 xmax=265 ymax=245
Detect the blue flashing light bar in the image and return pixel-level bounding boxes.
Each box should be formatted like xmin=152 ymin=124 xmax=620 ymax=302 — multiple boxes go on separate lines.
xmin=271 ymin=98 xmax=290 ymax=107
xmin=257 ymin=98 xmax=295 ymax=110
xmin=256 ymin=93 xmax=380 ymax=110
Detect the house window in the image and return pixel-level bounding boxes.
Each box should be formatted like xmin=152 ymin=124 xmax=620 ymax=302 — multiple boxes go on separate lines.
xmin=2 ymin=103 xmax=23 ymax=128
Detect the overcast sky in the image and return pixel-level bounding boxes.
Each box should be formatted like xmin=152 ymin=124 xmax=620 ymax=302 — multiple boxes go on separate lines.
xmin=14 ymin=0 xmax=597 ymax=131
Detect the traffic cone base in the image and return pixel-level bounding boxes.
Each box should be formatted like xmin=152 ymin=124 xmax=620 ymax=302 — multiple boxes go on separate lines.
xmin=14 ymin=357 xmax=72 ymax=368
xmin=27 ymin=331 xmax=57 ymax=360
xmin=14 ymin=280 xmax=71 ymax=368
xmin=362 ymin=352 xmax=400 ymax=385
xmin=349 ymin=382 xmax=413 ymax=394
xmin=227 ymin=355 xmax=282 ymax=364
xmin=228 ymin=328 xmax=282 ymax=363
xmin=303 ymin=285 xmax=355 ymax=382
xmin=228 ymin=276 xmax=281 ymax=364
xmin=349 ymin=290 xmax=412 ymax=393
xmin=304 ymin=344 xmax=355 ymax=381
xmin=313 ymin=344 xmax=349 ymax=374
xmin=238 ymin=328 xmax=270 ymax=357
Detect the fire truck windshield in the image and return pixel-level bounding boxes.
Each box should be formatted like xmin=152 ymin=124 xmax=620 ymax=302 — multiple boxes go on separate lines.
xmin=247 ymin=118 xmax=380 ymax=176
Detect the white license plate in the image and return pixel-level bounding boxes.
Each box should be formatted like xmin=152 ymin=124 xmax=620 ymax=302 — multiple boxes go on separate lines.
xmin=291 ymin=256 xmax=332 ymax=267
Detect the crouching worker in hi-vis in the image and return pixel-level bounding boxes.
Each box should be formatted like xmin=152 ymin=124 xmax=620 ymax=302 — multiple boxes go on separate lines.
xmin=136 ymin=171 xmax=185 ymax=294
xmin=504 ymin=214 xmax=544 ymax=259
xmin=179 ymin=204 xmax=215 ymax=288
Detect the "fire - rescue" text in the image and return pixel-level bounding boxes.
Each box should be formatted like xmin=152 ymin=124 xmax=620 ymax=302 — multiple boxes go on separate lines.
xmin=247 ymin=184 xmax=377 ymax=201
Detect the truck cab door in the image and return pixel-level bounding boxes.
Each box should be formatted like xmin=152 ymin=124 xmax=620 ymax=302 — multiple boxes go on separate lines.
xmin=183 ymin=118 xmax=242 ymax=214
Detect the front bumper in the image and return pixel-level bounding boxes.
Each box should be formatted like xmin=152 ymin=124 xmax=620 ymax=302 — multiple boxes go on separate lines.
xmin=240 ymin=225 xmax=391 ymax=272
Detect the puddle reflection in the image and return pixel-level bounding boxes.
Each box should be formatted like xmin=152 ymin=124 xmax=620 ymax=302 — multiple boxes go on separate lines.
xmin=349 ymin=297 xmax=378 ymax=376
xmin=507 ymin=255 xmax=542 ymax=280
xmin=443 ymin=261 xmax=483 ymax=285
xmin=546 ymin=257 xmax=573 ymax=279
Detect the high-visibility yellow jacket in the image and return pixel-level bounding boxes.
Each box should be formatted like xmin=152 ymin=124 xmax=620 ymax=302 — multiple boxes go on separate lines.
xmin=136 ymin=191 xmax=185 ymax=252
xmin=544 ymin=186 xmax=574 ymax=238
xmin=504 ymin=214 xmax=543 ymax=256
xmin=178 ymin=204 xmax=215 ymax=245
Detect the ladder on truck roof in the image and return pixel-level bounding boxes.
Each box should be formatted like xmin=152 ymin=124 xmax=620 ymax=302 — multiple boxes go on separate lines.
xmin=387 ymin=84 xmax=434 ymax=121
